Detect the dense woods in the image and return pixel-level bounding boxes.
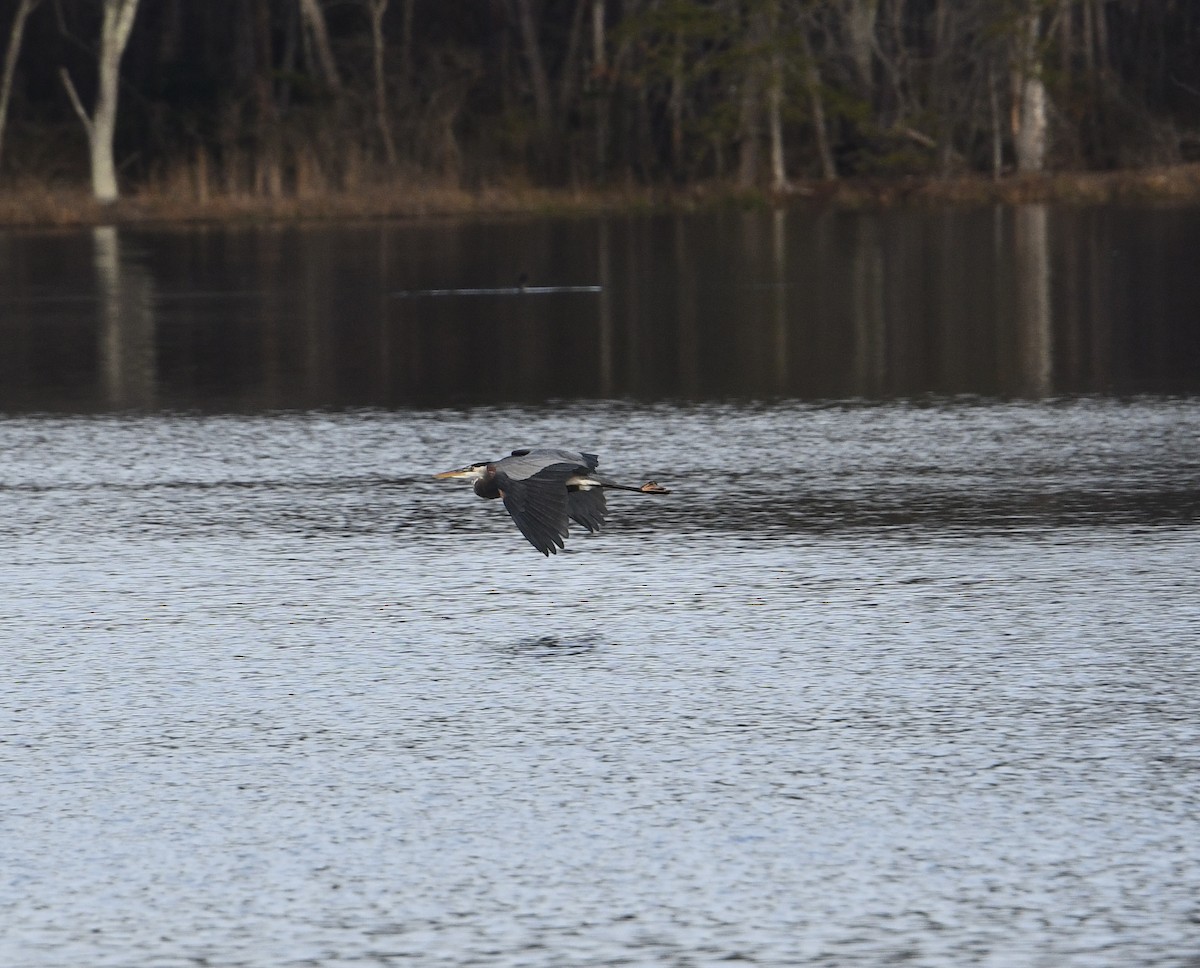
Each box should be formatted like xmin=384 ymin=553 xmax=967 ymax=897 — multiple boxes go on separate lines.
xmin=2 ymin=0 xmax=1200 ymax=205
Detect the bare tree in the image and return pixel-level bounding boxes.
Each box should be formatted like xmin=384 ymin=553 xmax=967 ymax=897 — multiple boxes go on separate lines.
xmin=1013 ymin=2 xmax=1048 ymax=172
xmin=765 ymin=0 xmax=787 ymax=191
xmin=1 ymin=0 xmax=1194 ymax=197
xmin=591 ymin=0 xmax=609 ymax=177
xmin=556 ymin=1 xmax=587 ymax=117
xmin=838 ymin=0 xmax=877 ymax=100
xmin=669 ymin=31 xmax=686 ymax=177
xmin=0 ymin=0 xmax=42 ymax=173
xmin=298 ymin=0 xmax=342 ymax=94
xmin=988 ymin=63 xmax=1004 ymax=178
xmin=252 ymin=0 xmax=281 ymax=197
xmin=799 ymin=11 xmax=837 ymax=179
xmin=60 ymin=0 xmax=141 ymax=203
xmin=363 ymin=0 xmax=396 ymax=165
xmin=513 ymin=0 xmax=554 ymax=157
xmin=397 ymin=0 xmax=415 ymax=86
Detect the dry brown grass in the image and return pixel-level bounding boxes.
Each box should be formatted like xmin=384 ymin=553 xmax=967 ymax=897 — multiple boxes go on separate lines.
xmin=0 ymin=179 xmax=108 ymax=226
xmin=4 ymin=164 xmax=1200 ymax=227
xmin=0 ymin=174 xmax=665 ymax=226
xmin=802 ymin=164 xmax=1200 ymax=207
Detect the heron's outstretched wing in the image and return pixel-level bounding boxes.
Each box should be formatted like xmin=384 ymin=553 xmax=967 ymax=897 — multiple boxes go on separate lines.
xmin=508 ymin=449 xmax=599 ymax=474
xmin=567 ymin=487 xmax=607 ymax=533
xmin=497 ymin=467 xmax=573 ymax=555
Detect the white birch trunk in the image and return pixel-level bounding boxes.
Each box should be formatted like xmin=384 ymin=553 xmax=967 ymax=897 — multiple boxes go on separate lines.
xmin=766 ymin=67 xmax=785 ymax=191
xmin=1014 ymin=7 xmax=1048 ymax=173
xmin=60 ymin=0 xmax=140 ymax=204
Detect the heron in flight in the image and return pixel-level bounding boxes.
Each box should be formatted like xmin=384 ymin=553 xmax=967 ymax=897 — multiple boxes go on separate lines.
xmin=435 ymin=448 xmax=670 ymax=555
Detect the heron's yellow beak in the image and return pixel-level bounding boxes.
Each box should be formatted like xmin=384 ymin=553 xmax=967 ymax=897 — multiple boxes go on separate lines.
xmin=434 ymin=467 xmax=475 ymax=480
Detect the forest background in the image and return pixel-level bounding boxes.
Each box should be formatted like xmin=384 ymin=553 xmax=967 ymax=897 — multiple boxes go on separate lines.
xmin=2 ymin=0 xmax=1200 ymax=224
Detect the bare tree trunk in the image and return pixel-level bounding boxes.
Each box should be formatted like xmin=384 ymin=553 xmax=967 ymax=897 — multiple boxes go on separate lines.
xmin=766 ymin=70 xmax=785 ymax=190
xmin=736 ymin=86 xmax=759 ymax=187
xmin=366 ymin=0 xmax=396 ymax=166
xmin=0 ymin=0 xmax=41 ymax=173
xmin=298 ymin=0 xmax=341 ymax=94
xmin=1092 ymin=0 xmax=1108 ymax=76
xmin=765 ymin=0 xmax=787 ymax=191
xmin=612 ymin=23 xmax=638 ymax=181
xmin=799 ymin=21 xmax=837 ymax=179
xmin=400 ymin=0 xmax=414 ymax=84
xmin=1014 ymin=4 xmax=1048 ymax=173
xmin=253 ymin=0 xmax=281 ymax=196
xmin=669 ymin=33 xmax=685 ymax=178
xmin=840 ymin=0 xmax=877 ymax=99
xmin=929 ymin=0 xmax=958 ymax=175
xmin=1058 ymin=0 xmax=1072 ymax=79
xmin=591 ymin=0 xmax=609 ymax=178
xmin=635 ymin=68 xmax=653 ymax=181
xmin=59 ymin=0 xmax=141 ymax=203
xmin=736 ymin=2 xmax=769 ymax=190
xmin=989 ymin=63 xmax=1003 ymax=179
xmin=557 ymin=0 xmax=587 ymax=115
xmin=1081 ymin=0 xmax=1095 ymax=77
xmin=513 ymin=0 xmax=554 ymax=168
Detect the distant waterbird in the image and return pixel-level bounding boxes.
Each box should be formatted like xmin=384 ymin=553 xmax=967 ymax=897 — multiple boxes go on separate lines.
xmin=435 ymin=449 xmax=670 ymax=555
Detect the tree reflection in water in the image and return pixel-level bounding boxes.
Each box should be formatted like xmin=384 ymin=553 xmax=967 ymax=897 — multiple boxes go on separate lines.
xmin=1 ymin=208 xmax=1198 ymax=413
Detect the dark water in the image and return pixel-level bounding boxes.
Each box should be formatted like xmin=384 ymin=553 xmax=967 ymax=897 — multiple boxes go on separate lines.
xmin=2 ymin=207 xmax=1200 ymax=411
xmin=2 ymin=212 xmax=1200 ymax=967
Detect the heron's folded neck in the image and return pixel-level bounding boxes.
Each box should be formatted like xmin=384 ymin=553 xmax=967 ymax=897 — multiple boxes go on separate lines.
xmin=474 ymin=472 xmax=501 ymax=500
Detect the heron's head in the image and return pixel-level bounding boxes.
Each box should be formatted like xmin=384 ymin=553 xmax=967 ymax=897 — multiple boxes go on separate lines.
xmin=434 ymin=461 xmax=490 ymax=481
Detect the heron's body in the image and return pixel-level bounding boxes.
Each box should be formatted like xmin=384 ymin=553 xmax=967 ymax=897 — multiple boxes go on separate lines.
xmin=435 ymin=448 xmax=669 ymax=555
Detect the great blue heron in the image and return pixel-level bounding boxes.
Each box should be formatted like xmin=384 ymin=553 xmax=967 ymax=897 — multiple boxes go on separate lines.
xmin=435 ymin=448 xmax=670 ymax=555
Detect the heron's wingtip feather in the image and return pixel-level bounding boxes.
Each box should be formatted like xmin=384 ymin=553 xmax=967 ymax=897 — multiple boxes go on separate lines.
xmin=500 ymin=471 xmax=572 ymax=555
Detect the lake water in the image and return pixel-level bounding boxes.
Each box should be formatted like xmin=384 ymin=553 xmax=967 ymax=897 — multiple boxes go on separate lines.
xmin=2 ymin=210 xmax=1199 ymax=967
xmin=3 ymin=206 xmax=1200 ymax=410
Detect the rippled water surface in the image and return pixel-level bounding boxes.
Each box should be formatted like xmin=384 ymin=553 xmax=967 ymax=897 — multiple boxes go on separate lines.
xmin=4 ymin=400 xmax=1200 ymax=966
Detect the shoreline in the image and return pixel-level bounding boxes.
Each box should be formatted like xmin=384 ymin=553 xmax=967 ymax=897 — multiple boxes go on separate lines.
xmin=3 ymin=164 xmax=1200 ymax=228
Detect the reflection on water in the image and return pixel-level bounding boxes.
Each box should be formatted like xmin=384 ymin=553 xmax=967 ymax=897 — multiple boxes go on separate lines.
xmin=2 ymin=207 xmax=1199 ymax=412
xmin=500 ymin=635 xmax=600 ymax=659
xmin=1014 ymin=204 xmax=1052 ymax=397
xmin=93 ymin=226 xmax=156 ymax=409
